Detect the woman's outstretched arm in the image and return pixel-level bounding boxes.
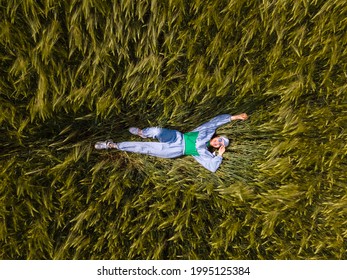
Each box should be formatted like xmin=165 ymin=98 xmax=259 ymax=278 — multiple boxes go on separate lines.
xmin=231 ymin=113 xmax=248 ymax=121
xmin=192 ymin=113 xmax=248 ymax=132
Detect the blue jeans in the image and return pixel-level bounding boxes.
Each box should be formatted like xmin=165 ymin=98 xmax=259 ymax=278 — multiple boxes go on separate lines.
xmin=117 ymin=127 xmax=184 ymax=158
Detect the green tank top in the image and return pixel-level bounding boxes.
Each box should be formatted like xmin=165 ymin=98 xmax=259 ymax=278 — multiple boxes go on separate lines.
xmin=183 ymin=132 xmax=200 ymax=156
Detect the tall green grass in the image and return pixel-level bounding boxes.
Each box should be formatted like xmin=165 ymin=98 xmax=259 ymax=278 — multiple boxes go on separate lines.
xmin=1 ymin=0 xmax=346 ymax=259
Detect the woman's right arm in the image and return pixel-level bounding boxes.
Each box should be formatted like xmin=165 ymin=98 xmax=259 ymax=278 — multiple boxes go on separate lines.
xmin=231 ymin=113 xmax=248 ymax=121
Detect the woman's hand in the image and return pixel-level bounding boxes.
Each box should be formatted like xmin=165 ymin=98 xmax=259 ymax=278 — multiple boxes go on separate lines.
xmin=231 ymin=113 xmax=248 ymax=121
xmin=218 ymin=145 xmax=226 ymax=157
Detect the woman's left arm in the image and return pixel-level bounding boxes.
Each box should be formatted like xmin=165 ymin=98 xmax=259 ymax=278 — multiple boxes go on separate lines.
xmin=193 ymin=155 xmax=223 ymax=173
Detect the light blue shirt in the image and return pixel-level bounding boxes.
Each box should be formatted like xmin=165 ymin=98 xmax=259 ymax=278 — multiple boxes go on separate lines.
xmin=191 ymin=114 xmax=231 ymax=172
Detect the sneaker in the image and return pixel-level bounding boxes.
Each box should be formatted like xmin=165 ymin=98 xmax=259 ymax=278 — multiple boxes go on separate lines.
xmin=129 ymin=127 xmax=146 ymax=138
xmin=94 ymin=140 xmax=118 ymax=150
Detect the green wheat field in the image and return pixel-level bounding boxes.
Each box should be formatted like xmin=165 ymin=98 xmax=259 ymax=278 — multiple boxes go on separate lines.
xmin=1 ymin=0 xmax=347 ymax=260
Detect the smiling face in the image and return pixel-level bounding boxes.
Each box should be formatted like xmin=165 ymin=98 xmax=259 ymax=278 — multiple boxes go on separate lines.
xmin=210 ymin=137 xmax=224 ymax=148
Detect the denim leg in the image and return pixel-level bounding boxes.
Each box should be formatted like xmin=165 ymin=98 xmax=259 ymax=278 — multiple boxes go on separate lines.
xmin=142 ymin=127 xmax=180 ymax=143
xmin=117 ymin=141 xmax=183 ymax=158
